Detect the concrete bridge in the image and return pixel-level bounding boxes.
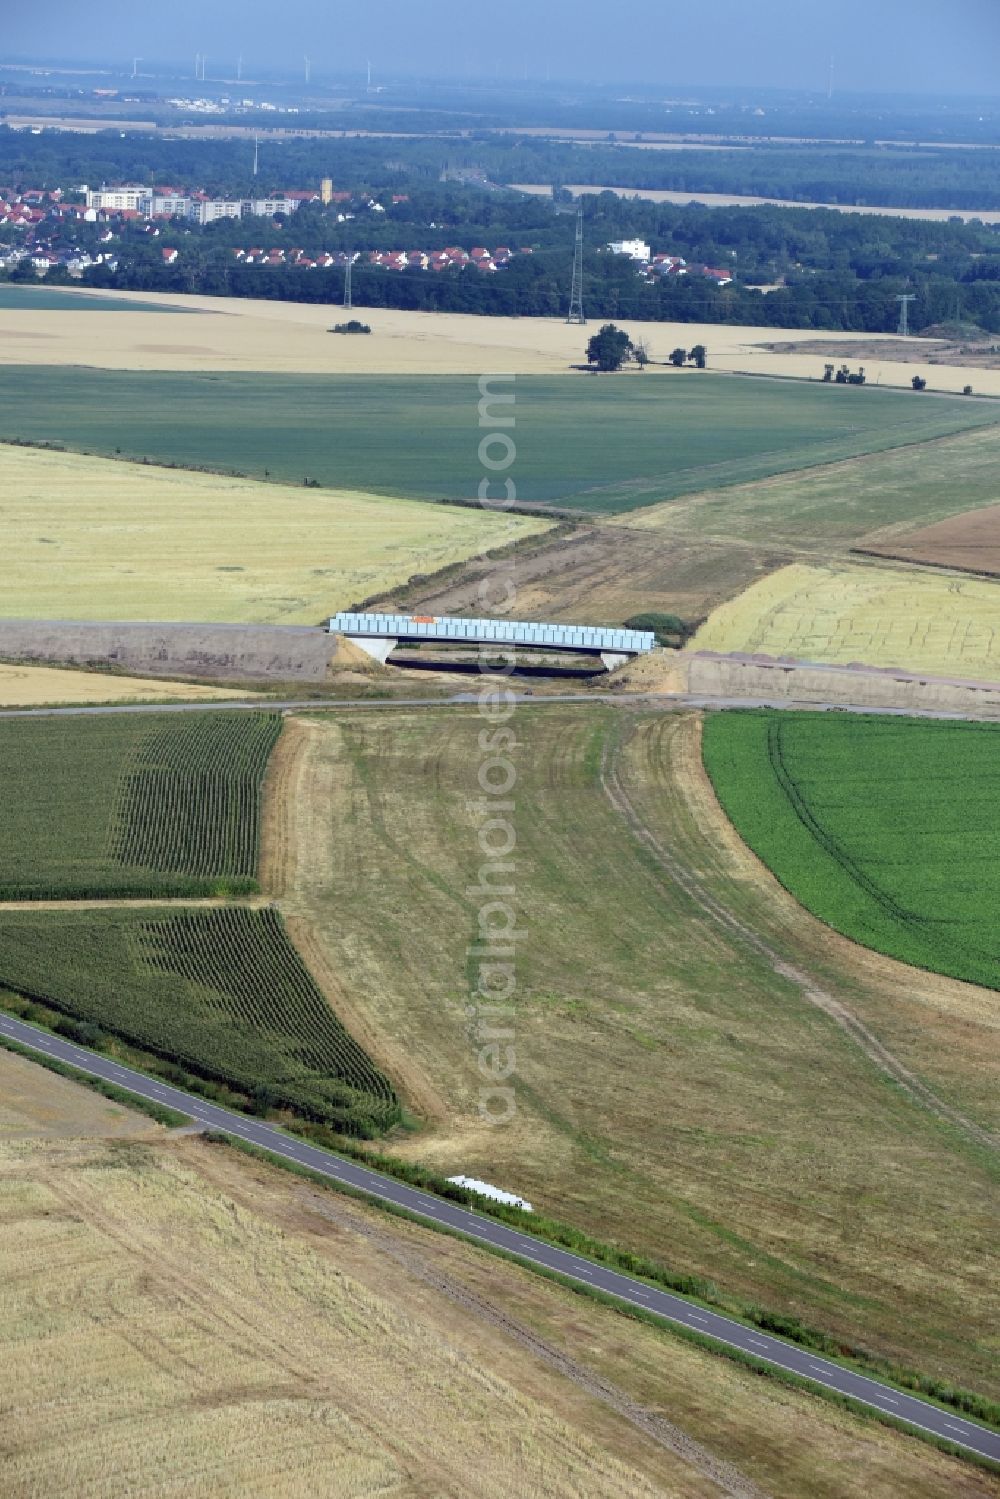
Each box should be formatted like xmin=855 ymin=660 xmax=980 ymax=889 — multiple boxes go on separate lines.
xmin=328 ymin=612 xmax=656 ymax=672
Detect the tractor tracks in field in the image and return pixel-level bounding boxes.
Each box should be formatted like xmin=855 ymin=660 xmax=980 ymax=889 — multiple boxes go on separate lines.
xmin=598 ymin=723 xmax=998 ymax=1154
xmin=300 ymin=1187 xmax=771 ymax=1499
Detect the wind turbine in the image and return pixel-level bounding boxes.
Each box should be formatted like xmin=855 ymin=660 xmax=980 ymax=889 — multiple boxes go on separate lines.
xmin=131 ymin=58 xmax=142 ymax=80
xmin=237 ymin=53 xmax=243 ymax=82
xmin=304 ymin=56 xmax=311 ymax=85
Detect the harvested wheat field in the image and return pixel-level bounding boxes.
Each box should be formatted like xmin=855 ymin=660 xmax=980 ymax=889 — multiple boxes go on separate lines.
xmin=693 ymin=560 xmax=1000 ymax=681
xmin=0 ymin=1062 xmax=991 ymax=1499
xmin=858 ymin=503 xmax=1000 ymax=576
xmin=0 ymin=662 xmax=253 ymax=707
xmin=3 ymin=284 xmax=996 ymax=391
xmin=0 ymin=1048 xmax=159 ymax=1142
xmin=0 ymin=444 xmax=548 ymax=625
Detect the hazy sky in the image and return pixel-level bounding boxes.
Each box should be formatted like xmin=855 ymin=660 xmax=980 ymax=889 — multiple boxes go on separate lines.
xmin=3 ymin=0 xmax=999 ymax=96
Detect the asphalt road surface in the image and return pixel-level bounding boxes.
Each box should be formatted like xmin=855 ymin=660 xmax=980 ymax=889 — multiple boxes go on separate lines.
xmin=2 ymin=690 xmax=999 ymax=724
xmin=2 ymin=1012 xmax=997 ymax=1463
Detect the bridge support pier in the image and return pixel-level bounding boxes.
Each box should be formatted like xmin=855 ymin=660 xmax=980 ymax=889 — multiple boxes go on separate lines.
xmin=344 ymin=635 xmax=397 ymax=664
xmin=600 ymin=652 xmax=628 ymax=672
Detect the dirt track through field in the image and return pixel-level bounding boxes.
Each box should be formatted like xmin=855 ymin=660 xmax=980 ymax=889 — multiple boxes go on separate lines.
xmin=599 ymin=717 xmax=998 ymax=1152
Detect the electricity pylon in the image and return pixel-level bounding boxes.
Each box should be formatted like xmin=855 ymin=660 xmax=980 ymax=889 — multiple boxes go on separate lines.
xmin=566 ymin=205 xmax=585 ymax=324
xmin=896 ymin=293 xmax=916 ymax=337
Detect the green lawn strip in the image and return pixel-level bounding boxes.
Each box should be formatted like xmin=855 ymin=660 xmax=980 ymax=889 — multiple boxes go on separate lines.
xmin=206 ymin=1131 xmax=1000 ymax=1472
xmin=0 ymin=287 xmax=188 ymax=312
xmin=0 ymin=367 xmax=995 ymax=513
xmin=0 ymin=1033 xmax=189 ymax=1127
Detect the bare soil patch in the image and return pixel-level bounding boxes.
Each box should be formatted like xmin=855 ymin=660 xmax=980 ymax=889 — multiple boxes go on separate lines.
xmin=857 ymin=503 xmax=1000 ymax=575
xmin=391 ymin=520 xmax=786 ymax=632
xmin=762 ymin=336 xmax=1000 ymax=370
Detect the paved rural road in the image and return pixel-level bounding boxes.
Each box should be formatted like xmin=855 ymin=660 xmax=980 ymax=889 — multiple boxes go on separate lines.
xmin=2 ymin=1012 xmax=998 ymax=1463
xmin=2 ymin=690 xmax=999 ymax=724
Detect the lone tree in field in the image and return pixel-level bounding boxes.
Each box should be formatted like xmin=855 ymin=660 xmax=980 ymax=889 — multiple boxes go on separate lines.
xmin=689 ymin=344 xmax=708 ymax=368
xmin=586 ymin=323 xmax=634 ymax=372
xmin=669 ymin=347 xmax=687 ymax=367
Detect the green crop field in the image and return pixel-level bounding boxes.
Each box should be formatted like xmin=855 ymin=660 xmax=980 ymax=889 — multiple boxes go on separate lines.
xmin=0 ymin=287 xmax=185 ymax=312
xmin=0 ymin=367 xmax=995 ymax=513
xmin=703 ymin=710 xmax=1000 ymax=990
xmin=0 ymin=711 xmax=281 ymax=898
xmin=0 ymin=905 xmax=398 ymax=1135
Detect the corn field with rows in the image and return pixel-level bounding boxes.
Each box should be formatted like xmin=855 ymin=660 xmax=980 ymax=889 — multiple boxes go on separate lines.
xmin=0 ymin=712 xmax=281 ymax=899
xmin=112 ymin=712 xmax=282 ymax=882
xmin=0 ymin=906 xmax=399 ymax=1136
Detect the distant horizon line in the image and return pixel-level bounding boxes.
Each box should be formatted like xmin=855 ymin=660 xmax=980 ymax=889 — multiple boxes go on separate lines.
xmin=1 ymin=56 xmax=999 ymax=105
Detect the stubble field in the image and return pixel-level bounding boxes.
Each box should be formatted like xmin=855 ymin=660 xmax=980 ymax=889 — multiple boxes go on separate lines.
xmin=0 ymin=661 xmax=252 ymax=707
xmin=265 ymin=704 xmax=999 ymax=1396
xmin=0 ymin=443 xmax=548 ymax=624
xmin=3 ymin=284 xmax=998 ymax=393
xmin=2 ymin=1056 xmax=988 ymax=1499
xmin=692 ymin=559 xmax=1000 ymax=681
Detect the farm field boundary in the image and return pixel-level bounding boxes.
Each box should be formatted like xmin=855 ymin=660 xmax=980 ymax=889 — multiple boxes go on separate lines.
xmin=0 ymin=441 xmax=547 ymax=626
xmin=267 ymin=703 xmax=999 ymax=1398
xmin=6 ymin=288 xmax=1000 ymax=394
xmin=1 ymin=1008 xmax=998 ymax=1471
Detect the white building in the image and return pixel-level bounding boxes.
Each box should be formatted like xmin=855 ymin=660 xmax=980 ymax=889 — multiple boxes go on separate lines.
xmin=187 ymin=199 xmax=243 ymax=224
xmin=85 ymin=185 xmax=149 ymax=213
xmin=241 ymin=197 xmax=297 ymax=218
xmin=607 ymin=238 xmax=651 ymax=262
xmin=150 ymin=194 xmax=191 ymax=216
